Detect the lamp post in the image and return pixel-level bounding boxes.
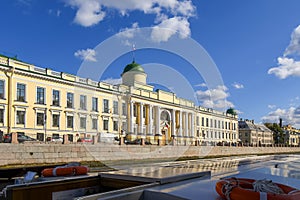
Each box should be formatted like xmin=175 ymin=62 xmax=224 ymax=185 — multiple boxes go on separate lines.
xmin=44 ymin=111 xmax=47 ymax=142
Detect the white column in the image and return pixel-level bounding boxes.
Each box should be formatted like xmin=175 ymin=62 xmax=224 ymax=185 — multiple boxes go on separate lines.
xmin=171 ymin=109 xmax=175 ymax=136
xmin=185 ymin=112 xmax=188 ymax=137
xmin=149 ymin=105 xmax=153 ymax=135
xmin=140 ymin=103 xmax=144 ymax=134
xmin=191 ymin=113 xmax=194 ymax=137
xmin=155 ymin=106 xmax=160 ymax=135
xmin=130 ymin=101 xmax=134 ymax=133
xmin=179 ymin=111 xmax=182 ymax=136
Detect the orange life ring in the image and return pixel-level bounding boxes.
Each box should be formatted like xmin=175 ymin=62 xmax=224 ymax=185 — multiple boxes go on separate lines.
xmin=42 ymin=166 xmax=89 ymax=177
xmin=216 ymin=178 xmax=300 ymax=200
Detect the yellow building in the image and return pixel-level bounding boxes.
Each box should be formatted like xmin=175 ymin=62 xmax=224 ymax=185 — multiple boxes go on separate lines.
xmin=0 ymin=55 xmax=238 ymax=145
xmin=282 ymin=125 xmax=300 ymax=146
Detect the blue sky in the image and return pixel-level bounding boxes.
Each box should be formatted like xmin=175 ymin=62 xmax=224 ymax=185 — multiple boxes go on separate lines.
xmin=1 ymin=0 xmax=300 ymax=127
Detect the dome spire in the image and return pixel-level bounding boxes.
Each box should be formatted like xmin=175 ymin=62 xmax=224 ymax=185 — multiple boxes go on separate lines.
xmin=132 ymin=44 xmax=136 ymax=63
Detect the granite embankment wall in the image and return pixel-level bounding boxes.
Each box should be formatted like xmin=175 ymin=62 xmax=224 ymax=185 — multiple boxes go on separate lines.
xmin=1 ymin=143 xmax=300 ymax=167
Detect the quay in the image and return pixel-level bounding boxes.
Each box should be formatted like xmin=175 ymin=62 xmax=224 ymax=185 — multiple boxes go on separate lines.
xmin=1 ymin=143 xmax=300 ymax=168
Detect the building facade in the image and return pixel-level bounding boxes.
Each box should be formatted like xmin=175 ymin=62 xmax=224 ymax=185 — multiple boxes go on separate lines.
xmin=238 ymin=119 xmax=273 ymax=146
xmin=0 ymin=55 xmax=238 ymax=145
xmin=282 ymin=125 xmax=300 ymax=146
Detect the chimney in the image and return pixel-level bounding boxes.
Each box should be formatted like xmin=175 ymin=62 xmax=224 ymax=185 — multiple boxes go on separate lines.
xmin=279 ymin=118 xmax=282 ymax=128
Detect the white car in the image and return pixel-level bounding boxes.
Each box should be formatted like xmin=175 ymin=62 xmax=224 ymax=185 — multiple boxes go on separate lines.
xmin=51 ymin=136 xmax=63 ymax=142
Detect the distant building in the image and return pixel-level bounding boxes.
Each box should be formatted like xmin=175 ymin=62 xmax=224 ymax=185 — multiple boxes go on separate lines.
xmin=0 ymin=55 xmax=238 ymax=145
xmin=238 ymin=119 xmax=273 ymax=146
xmin=282 ymin=125 xmax=300 ymax=146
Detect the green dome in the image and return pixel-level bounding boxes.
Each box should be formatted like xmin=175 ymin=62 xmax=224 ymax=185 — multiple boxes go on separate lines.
xmin=122 ymin=61 xmax=145 ymax=74
xmin=226 ymin=108 xmax=237 ymax=115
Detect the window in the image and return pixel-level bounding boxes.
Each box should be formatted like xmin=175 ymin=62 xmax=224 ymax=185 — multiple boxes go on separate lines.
xmin=122 ymin=103 xmax=126 ymax=116
xmin=206 ymin=118 xmax=209 ymax=127
xmin=103 ymin=99 xmax=109 ymax=113
xmin=143 ymin=106 xmax=146 ymax=118
xmin=196 ymin=116 xmax=199 ymax=126
xmin=52 ymin=90 xmax=60 ymax=106
xmin=52 ymin=114 xmax=59 ymax=127
xmin=67 ymin=93 xmax=74 ymax=108
xmin=0 ymin=109 xmax=3 ymax=123
xmin=80 ymin=95 xmax=86 ymax=110
xmin=92 ymin=119 xmax=97 ymax=129
xmin=103 ymin=119 xmax=108 ymax=131
xmin=67 ymin=116 xmax=73 ymax=128
xmin=92 ymin=97 xmax=98 ymax=111
xmin=17 ymin=83 xmax=26 ymax=102
xmin=16 ymin=111 xmax=25 ymax=124
xmin=80 ymin=117 xmax=86 ymax=129
xmin=0 ymin=80 xmax=4 ymax=99
xmin=113 ymin=121 xmax=118 ymax=131
xmin=36 ymin=113 xmax=44 ymax=126
xmin=36 ymin=87 xmax=45 ymax=104
xmin=202 ymin=117 xmax=204 ymax=126
xmin=113 ymin=101 xmax=118 ymax=114
xmin=133 ymin=104 xmax=137 ymax=117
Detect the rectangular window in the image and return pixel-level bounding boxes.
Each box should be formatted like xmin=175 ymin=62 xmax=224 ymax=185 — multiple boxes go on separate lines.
xmin=67 ymin=92 xmax=74 ymax=108
xmin=122 ymin=103 xmax=126 ymax=116
xmin=0 ymin=109 xmax=4 ymax=123
xmin=214 ymin=120 xmax=217 ymax=128
xmin=143 ymin=106 xmax=146 ymax=118
xmin=52 ymin=90 xmax=60 ymax=106
xmin=80 ymin=95 xmax=87 ymax=110
xmin=16 ymin=111 xmax=25 ymax=124
xmin=52 ymin=114 xmax=59 ymax=127
xmin=218 ymin=120 xmax=221 ymax=129
xmin=113 ymin=101 xmax=118 ymax=114
xmin=36 ymin=113 xmax=44 ymax=126
xmin=0 ymin=80 xmax=4 ymax=99
xmin=206 ymin=118 xmax=209 ymax=127
xmin=103 ymin=119 xmax=108 ymax=130
xmin=210 ymin=119 xmax=213 ymax=127
xmin=17 ymin=83 xmax=26 ymax=102
xmin=113 ymin=121 xmax=118 ymax=131
xmin=80 ymin=117 xmax=86 ymax=129
xmin=103 ymin=99 xmax=109 ymax=113
xmin=36 ymin=87 xmax=45 ymax=104
xmin=67 ymin=116 xmax=73 ymax=128
xmin=202 ymin=117 xmax=204 ymax=126
xmin=133 ymin=104 xmax=137 ymax=117
xmin=92 ymin=97 xmax=98 ymax=111
xmin=92 ymin=119 xmax=97 ymax=130
xmin=196 ymin=116 xmax=199 ymax=126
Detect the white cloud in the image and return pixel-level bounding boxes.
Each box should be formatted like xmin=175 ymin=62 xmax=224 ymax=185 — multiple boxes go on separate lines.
xmin=268 ymin=57 xmax=300 ymax=79
xmin=102 ymin=77 xmax=122 ymax=85
xmin=64 ymin=0 xmax=196 ymax=41
xmin=151 ymin=17 xmax=190 ymax=42
xmin=195 ymin=85 xmax=234 ymax=110
xmin=66 ymin=0 xmax=105 ymax=27
xmin=268 ymin=104 xmax=276 ymax=109
xmin=261 ymin=106 xmax=300 ymax=128
xmin=284 ymin=25 xmax=300 ymax=56
xmin=232 ymin=82 xmax=244 ymax=89
xmin=118 ymin=22 xmax=139 ymax=39
xmin=268 ymin=25 xmax=300 ymax=79
xmin=74 ymin=48 xmax=97 ymax=62
xmin=195 ymin=83 xmax=207 ymax=87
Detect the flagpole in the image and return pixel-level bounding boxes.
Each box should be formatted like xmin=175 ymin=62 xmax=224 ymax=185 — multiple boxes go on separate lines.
xmin=132 ymin=44 xmax=136 ymax=62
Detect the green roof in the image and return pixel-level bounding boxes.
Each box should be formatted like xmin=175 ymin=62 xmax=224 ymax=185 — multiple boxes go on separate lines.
xmin=122 ymin=61 xmax=145 ymax=74
xmin=226 ymin=108 xmax=237 ymax=115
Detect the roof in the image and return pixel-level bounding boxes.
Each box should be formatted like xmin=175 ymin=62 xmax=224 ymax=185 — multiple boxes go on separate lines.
xmin=122 ymin=61 xmax=145 ymax=74
xmin=226 ymin=108 xmax=237 ymax=115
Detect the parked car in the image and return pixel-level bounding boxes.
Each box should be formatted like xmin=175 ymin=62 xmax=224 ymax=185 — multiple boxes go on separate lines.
xmin=51 ymin=136 xmax=63 ymax=142
xmin=3 ymin=133 xmax=36 ymax=143
xmin=77 ymin=137 xmax=93 ymax=143
xmin=125 ymin=138 xmax=151 ymax=145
